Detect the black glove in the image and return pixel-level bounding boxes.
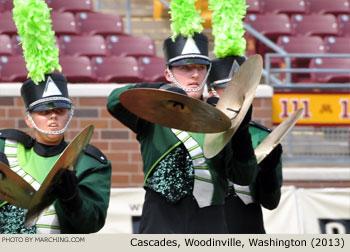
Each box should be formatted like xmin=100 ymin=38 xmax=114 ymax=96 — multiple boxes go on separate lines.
xmin=0 ymin=152 xmax=9 ymax=166
xmin=257 ymin=144 xmax=283 ymax=193
xmin=52 ymin=170 xmax=83 ymax=211
xmin=206 ymin=96 xmax=219 ymax=106
xmin=260 ymin=144 xmax=283 ymax=174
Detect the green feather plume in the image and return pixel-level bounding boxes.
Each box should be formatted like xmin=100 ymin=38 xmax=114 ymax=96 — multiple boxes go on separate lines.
xmin=169 ymin=0 xmax=204 ymax=40
xmin=209 ymin=0 xmax=248 ymax=57
xmin=13 ymin=0 xmax=61 ymax=84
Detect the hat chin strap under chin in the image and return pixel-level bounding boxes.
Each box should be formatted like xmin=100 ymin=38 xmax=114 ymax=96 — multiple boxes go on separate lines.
xmin=167 ymin=63 xmax=212 ymax=92
xmin=26 ymin=107 xmax=74 ymax=135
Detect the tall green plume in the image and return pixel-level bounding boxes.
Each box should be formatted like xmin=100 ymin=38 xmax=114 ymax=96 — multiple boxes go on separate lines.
xmin=169 ymin=0 xmax=204 ymax=40
xmin=209 ymin=0 xmax=248 ymax=57
xmin=12 ymin=0 xmax=61 ymax=84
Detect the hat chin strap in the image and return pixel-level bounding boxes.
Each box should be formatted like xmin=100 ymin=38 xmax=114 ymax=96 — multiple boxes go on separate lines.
xmin=26 ymin=107 xmax=74 ymax=135
xmin=167 ymin=63 xmax=212 ymax=92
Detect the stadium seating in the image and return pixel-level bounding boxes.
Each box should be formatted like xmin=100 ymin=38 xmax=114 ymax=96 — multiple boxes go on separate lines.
xmin=324 ymin=36 xmax=350 ymax=53
xmin=46 ymin=0 xmax=93 ymax=13
xmin=59 ymin=35 xmax=107 ymax=57
xmin=92 ymin=56 xmax=143 ymax=83
xmin=51 ymin=11 xmax=78 ymax=35
xmin=0 ymin=34 xmax=12 ymax=56
xmin=291 ymin=14 xmax=339 ymax=36
xmin=138 ymin=56 xmax=167 ymax=83
xmin=309 ymin=57 xmax=350 ymax=83
xmin=76 ymin=11 xmax=124 ymax=36
xmin=0 ymin=55 xmax=28 ymax=82
xmin=0 ymin=11 xmax=17 ymax=35
xmin=106 ymin=35 xmax=156 ymax=58
xmin=59 ymin=55 xmax=96 ymax=83
xmin=337 ymin=14 xmax=350 ymax=36
xmin=308 ymin=0 xmax=350 ymax=15
xmin=261 ymin=0 xmax=307 ymax=15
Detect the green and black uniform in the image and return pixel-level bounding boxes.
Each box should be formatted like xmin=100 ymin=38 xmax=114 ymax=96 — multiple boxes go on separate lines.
xmin=107 ymin=84 xmax=258 ymax=233
xmin=0 ymin=129 xmax=112 ymax=234
xmin=224 ymin=121 xmax=283 ymax=234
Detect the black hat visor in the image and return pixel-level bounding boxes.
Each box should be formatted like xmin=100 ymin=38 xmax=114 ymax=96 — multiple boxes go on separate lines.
xmin=30 ymin=100 xmax=71 ymax=112
xmin=170 ymin=57 xmax=210 ymax=67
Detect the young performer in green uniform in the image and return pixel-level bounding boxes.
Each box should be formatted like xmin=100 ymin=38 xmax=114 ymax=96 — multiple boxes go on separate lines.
xmin=0 ymin=0 xmax=111 ymax=234
xmin=107 ymin=1 xmax=258 ymax=233
xmin=0 ymin=73 xmax=112 ymax=234
xmin=207 ymin=56 xmax=283 ymax=233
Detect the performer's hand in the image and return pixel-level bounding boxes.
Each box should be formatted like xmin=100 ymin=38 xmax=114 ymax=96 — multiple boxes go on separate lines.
xmin=52 ymin=170 xmax=83 ymax=211
xmin=260 ymin=144 xmax=283 ymax=173
xmin=0 ymin=152 xmax=9 ymax=166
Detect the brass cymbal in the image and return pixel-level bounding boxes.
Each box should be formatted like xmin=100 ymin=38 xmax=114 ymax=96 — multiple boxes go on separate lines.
xmin=24 ymin=124 xmax=94 ymax=227
xmin=120 ymin=88 xmax=232 ymax=133
xmin=255 ymin=108 xmax=304 ymax=164
xmin=203 ymin=55 xmax=263 ymax=158
xmin=0 ymin=161 xmax=36 ymax=209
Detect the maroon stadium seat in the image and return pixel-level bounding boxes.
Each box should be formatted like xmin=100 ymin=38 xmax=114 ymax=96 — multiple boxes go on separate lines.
xmin=0 ymin=34 xmax=12 ymax=56
xmin=277 ymin=35 xmax=325 ymax=65
xmin=324 ymin=36 xmax=350 ymax=53
xmin=261 ymin=0 xmax=307 ymax=15
xmin=0 ymin=55 xmax=28 ymax=82
xmin=309 ymin=58 xmax=350 ymax=83
xmin=59 ymin=35 xmax=107 ymax=57
xmin=246 ymin=0 xmax=262 ymax=14
xmin=291 ymin=14 xmax=339 ymax=36
xmin=106 ymin=35 xmax=156 ymax=58
xmin=244 ymin=14 xmax=292 ymax=56
xmin=0 ymin=11 xmax=17 ymax=35
xmin=76 ymin=11 xmax=124 ymax=36
xmin=51 ymin=11 xmax=79 ymax=36
xmin=10 ymin=35 xmax=23 ymax=55
xmin=337 ymin=14 xmax=350 ymax=36
xmin=308 ymin=0 xmax=350 ymax=15
xmin=59 ymin=55 xmax=96 ymax=83
xmin=46 ymin=0 xmax=93 ymax=13
xmin=276 ymin=35 xmax=326 ymax=82
xmin=245 ymin=14 xmax=292 ymax=39
xmin=138 ymin=56 xmax=166 ymax=83
xmin=92 ymin=56 xmax=143 ymax=83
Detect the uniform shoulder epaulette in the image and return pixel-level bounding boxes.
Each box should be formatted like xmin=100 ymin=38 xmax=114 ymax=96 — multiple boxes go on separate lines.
xmin=84 ymin=144 xmax=108 ymax=164
xmin=0 ymin=129 xmax=34 ymax=148
xmin=249 ymin=120 xmax=272 ymax=133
